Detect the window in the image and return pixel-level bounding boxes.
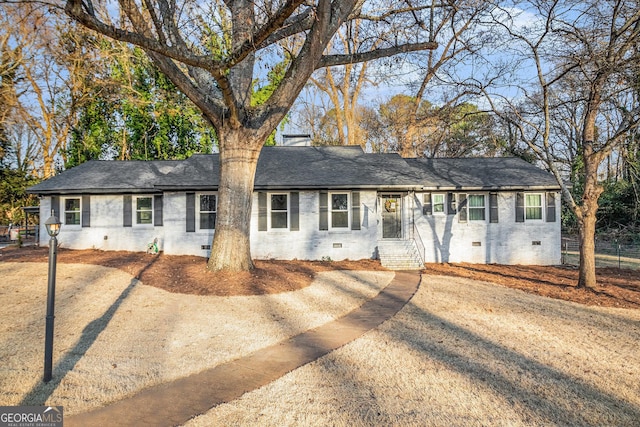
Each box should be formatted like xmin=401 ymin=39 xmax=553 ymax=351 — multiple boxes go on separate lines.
xmin=468 ymin=195 xmax=485 ymax=221
xmin=525 ymin=194 xmax=543 ymax=220
xmin=489 ymin=193 xmax=499 ymax=223
xmin=199 ymin=194 xmax=217 ymax=229
xmin=258 ymin=192 xmax=299 ymax=232
xmin=135 ymin=196 xmax=153 ymax=225
xmin=330 ymin=192 xmax=350 ymax=228
xmin=270 ymin=193 xmax=288 ymax=229
xmin=432 ymin=194 xmax=445 ymax=214
xmin=63 ymin=198 xmax=81 ymax=225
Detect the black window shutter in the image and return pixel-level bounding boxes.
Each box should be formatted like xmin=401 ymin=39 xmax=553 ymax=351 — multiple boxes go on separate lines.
xmin=447 ymin=192 xmax=457 ymax=214
xmin=290 ymin=192 xmax=299 ymax=231
xmin=123 ymin=195 xmax=132 ymax=227
xmin=516 ymin=192 xmax=525 ymax=223
xmin=258 ymin=192 xmax=267 ymax=231
xmin=51 ymin=196 xmax=60 ymax=218
xmin=422 ymin=193 xmax=432 ymax=216
xmin=154 ymin=194 xmax=163 ymax=226
xmin=458 ymin=193 xmax=468 ymax=223
xmin=351 ymin=191 xmax=361 ymax=230
xmin=82 ymin=195 xmax=91 ymax=227
xmin=186 ymin=193 xmax=195 ymax=232
xmin=489 ymin=193 xmax=499 ymax=223
xmin=319 ymin=191 xmax=328 ymax=230
xmin=546 ymin=192 xmax=556 ymax=222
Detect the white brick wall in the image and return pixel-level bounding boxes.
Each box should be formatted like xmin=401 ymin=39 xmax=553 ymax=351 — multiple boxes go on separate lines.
xmin=413 ymin=191 xmax=561 ymax=265
xmin=40 ymin=195 xmax=162 ymax=253
xmin=249 ymin=190 xmax=379 ymax=261
xmin=40 ymin=190 xmax=561 ymax=265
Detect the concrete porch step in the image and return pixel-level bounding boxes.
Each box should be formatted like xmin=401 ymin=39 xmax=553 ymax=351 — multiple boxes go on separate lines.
xmin=377 ymin=240 xmax=424 ymax=270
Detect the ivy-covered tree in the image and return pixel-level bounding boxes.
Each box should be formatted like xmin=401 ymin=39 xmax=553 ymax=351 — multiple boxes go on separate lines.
xmin=252 ymin=60 xmax=291 ymax=146
xmin=66 ymin=43 xmax=215 ymax=166
xmin=0 ymin=127 xmax=39 ymax=224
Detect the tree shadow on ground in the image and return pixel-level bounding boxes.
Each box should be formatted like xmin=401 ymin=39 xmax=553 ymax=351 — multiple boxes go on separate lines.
xmin=20 ymin=256 xmax=159 ymax=406
xmin=385 ymin=299 xmax=640 ymax=425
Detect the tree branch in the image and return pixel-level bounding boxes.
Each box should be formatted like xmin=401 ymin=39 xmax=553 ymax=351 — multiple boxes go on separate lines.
xmin=64 ymin=0 xmax=225 ymax=71
xmin=226 ymin=0 xmax=305 ymax=67
xmin=318 ymin=41 xmax=438 ymax=68
xmin=255 ymin=9 xmax=315 ymax=49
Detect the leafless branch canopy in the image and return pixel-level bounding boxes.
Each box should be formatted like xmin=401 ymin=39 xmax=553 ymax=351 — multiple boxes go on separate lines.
xmin=58 ymin=0 xmax=439 ymax=133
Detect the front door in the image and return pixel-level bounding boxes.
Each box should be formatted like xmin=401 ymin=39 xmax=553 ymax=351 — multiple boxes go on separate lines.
xmin=381 ymin=194 xmax=402 ymax=238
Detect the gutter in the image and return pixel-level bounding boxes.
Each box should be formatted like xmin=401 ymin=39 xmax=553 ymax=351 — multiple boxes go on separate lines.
xmin=28 ymin=184 xmax=562 ymax=195
xmin=27 ymin=188 xmax=162 ymax=196
xmin=420 ymin=185 xmax=562 ymax=191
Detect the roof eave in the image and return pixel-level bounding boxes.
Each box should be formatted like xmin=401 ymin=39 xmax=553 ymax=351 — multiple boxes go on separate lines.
xmin=253 ymin=184 xmax=424 ymax=191
xmin=420 ymin=184 xmax=561 ymax=191
xmin=27 ymin=188 xmax=163 ymax=195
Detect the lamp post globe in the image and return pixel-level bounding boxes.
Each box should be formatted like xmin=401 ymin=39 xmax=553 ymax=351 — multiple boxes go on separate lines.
xmin=45 ymin=214 xmax=61 ymax=237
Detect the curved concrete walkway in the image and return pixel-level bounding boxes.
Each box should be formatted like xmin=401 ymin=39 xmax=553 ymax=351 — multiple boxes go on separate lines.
xmin=67 ymin=271 xmax=421 ymax=427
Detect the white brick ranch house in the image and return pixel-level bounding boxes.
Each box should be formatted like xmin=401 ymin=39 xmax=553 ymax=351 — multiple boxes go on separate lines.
xmin=28 ymin=146 xmax=561 ymax=268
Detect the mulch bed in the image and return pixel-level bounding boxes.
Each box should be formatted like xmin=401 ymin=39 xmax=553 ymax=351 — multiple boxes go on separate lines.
xmin=423 ymin=262 xmax=640 ymax=309
xmin=2 ymin=246 xmax=638 ymax=307
xmin=0 ymin=246 xmax=385 ymax=296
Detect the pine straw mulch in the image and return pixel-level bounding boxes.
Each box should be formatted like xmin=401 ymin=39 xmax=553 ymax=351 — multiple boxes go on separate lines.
xmin=1 ymin=246 xmax=639 ymax=308
xmin=422 ymin=262 xmax=640 ymax=310
xmin=0 ymin=246 xmax=384 ymax=296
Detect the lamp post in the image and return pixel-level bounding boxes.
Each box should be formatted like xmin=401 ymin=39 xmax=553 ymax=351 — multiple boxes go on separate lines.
xmin=43 ymin=213 xmax=61 ymax=383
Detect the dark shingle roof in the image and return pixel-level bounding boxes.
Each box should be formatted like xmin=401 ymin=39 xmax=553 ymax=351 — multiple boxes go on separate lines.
xmin=27 ymin=146 xmax=559 ymax=195
xmin=27 ymin=157 xmax=218 ymax=194
xmin=406 ymin=157 xmax=560 ymax=190
xmin=254 ymin=146 xmax=424 ymax=189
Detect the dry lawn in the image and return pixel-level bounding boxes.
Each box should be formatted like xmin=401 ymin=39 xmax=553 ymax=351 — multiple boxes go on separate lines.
xmin=1 ymin=247 xmax=640 ymax=425
xmin=0 ymin=261 xmax=393 ymax=414
xmin=187 ymin=276 xmax=640 ymax=426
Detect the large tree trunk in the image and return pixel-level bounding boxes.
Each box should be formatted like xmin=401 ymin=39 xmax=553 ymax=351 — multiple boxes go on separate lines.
xmin=576 ymin=152 xmax=603 ymax=289
xmin=577 ymin=210 xmax=597 ymax=289
xmin=207 ymin=132 xmax=261 ymax=272
xmin=576 ymin=95 xmax=603 ymax=289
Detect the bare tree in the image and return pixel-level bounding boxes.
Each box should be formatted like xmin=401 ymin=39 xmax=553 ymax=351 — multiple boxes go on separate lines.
xmin=482 ymin=0 xmax=640 ymax=289
xmin=307 ymin=18 xmax=384 ymax=147
xmin=400 ymin=0 xmax=493 ymax=156
xmin=304 ymin=0 xmax=492 ymax=154
xmin=54 ymin=0 xmax=439 ymax=271
xmin=0 ymin=5 xmax=100 ymax=177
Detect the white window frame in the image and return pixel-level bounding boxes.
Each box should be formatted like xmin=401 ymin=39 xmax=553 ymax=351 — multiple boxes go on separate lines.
xmin=62 ymin=197 xmax=81 ymax=226
xmin=329 ymin=191 xmax=351 ymax=230
xmin=525 ymin=193 xmax=544 ymax=221
xmin=432 ymin=193 xmax=446 ymax=215
xmin=134 ymin=195 xmax=154 ymax=226
xmin=268 ymin=192 xmax=290 ymax=230
xmin=468 ymin=194 xmax=486 ymax=221
xmin=198 ymin=192 xmax=217 ymax=230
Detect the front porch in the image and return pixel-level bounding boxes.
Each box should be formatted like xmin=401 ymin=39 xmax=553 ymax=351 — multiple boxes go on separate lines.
xmin=377 ymin=192 xmax=425 ymax=270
